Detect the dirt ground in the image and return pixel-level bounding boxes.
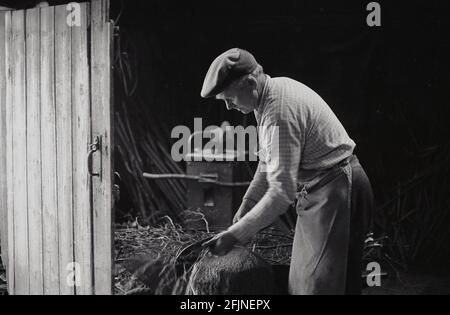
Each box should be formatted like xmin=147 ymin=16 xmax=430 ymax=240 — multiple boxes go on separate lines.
xmin=1 ymin=269 xmax=448 ymax=295
xmin=1 ymin=266 xmax=449 ymax=295
xmin=1 ymin=229 xmax=449 ymax=295
xmin=113 ymin=226 xmax=450 ymax=295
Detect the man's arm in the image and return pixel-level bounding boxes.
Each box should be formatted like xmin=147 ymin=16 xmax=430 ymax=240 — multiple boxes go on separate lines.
xmin=243 ymin=161 xmax=269 ymax=203
xmin=233 ymin=161 xmax=269 ymax=223
xmin=227 ymin=106 xmax=302 ymax=244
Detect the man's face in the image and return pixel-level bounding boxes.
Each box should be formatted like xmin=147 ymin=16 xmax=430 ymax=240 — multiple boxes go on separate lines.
xmin=216 ymin=79 xmax=257 ymax=114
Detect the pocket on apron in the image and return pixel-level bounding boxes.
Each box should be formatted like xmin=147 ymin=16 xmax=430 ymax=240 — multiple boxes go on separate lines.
xmin=295 ymin=166 xmax=346 ymax=214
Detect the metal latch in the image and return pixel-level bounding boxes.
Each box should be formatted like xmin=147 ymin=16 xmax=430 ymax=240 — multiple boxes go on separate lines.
xmin=87 ymin=136 xmax=101 ymax=177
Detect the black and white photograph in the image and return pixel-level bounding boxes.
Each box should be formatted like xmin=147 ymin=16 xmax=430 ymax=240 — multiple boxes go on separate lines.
xmin=0 ymin=0 xmax=449 ymax=300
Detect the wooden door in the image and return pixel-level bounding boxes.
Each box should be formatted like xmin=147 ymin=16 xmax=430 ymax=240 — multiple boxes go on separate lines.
xmin=0 ymin=0 xmax=114 ymax=295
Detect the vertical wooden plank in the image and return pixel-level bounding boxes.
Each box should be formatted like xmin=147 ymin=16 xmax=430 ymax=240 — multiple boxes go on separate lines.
xmin=55 ymin=4 xmax=75 ymax=295
xmin=25 ymin=7 xmax=43 ymax=295
xmin=72 ymin=2 xmax=93 ymax=295
xmin=4 ymin=10 xmax=15 ymax=295
xmin=0 ymin=10 xmax=8 ymax=276
xmin=40 ymin=6 xmax=60 ymax=295
xmin=11 ymin=10 xmax=29 ymax=295
xmin=91 ymin=0 xmax=113 ymax=295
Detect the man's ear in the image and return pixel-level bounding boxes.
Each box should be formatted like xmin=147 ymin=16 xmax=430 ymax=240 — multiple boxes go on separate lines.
xmin=246 ymin=76 xmax=258 ymax=89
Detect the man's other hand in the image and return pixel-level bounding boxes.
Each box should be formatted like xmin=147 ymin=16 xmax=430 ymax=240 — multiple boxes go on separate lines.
xmin=202 ymin=231 xmax=239 ymax=256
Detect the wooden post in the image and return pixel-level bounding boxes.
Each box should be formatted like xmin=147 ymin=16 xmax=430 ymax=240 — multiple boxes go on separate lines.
xmin=91 ymin=0 xmax=114 ymax=295
xmin=25 ymin=7 xmax=43 ymax=295
xmin=40 ymin=6 xmax=60 ymax=295
xmin=11 ymin=9 xmax=29 ymax=295
xmin=4 ymin=10 xmax=14 ymax=295
xmin=0 ymin=10 xmax=8 ymax=278
xmin=55 ymin=4 xmax=75 ymax=295
xmin=72 ymin=2 xmax=93 ymax=295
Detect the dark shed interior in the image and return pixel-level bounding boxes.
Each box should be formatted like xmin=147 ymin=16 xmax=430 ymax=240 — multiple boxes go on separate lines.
xmin=106 ymin=0 xmax=450 ymax=271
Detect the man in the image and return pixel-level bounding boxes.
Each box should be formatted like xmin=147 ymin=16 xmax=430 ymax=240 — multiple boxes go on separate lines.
xmin=201 ymin=48 xmax=373 ymax=295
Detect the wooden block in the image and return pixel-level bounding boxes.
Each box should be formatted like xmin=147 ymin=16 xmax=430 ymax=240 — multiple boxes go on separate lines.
xmin=186 ymin=161 xmax=235 ymax=230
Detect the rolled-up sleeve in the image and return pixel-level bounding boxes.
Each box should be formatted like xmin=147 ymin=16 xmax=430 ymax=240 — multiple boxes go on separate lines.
xmin=228 ymin=105 xmax=301 ymax=243
xmin=242 ymin=161 xmax=269 ymax=203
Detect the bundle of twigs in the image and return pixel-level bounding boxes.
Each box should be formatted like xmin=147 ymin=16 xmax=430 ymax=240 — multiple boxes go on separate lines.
xmin=375 ymin=143 xmax=450 ymax=270
xmin=114 ymin=218 xmax=211 ymax=295
xmin=113 ymin=221 xmax=293 ymax=295
xmin=114 ymin=26 xmax=187 ymax=224
xmin=115 ymin=100 xmax=187 ymax=224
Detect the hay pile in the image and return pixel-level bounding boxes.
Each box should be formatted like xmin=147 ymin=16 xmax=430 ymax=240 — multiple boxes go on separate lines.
xmin=114 ymin=219 xmax=293 ymax=295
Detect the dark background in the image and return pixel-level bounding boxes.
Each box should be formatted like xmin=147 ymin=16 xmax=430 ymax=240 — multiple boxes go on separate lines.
xmin=2 ymin=0 xmax=449 ymax=270
xmin=107 ymin=0 xmax=449 ymax=192
xmin=113 ymin=0 xmax=450 ymax=271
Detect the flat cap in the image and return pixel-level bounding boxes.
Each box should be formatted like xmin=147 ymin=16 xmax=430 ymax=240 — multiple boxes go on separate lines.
xmin=201 ymin=48 xmax=258 ymax=98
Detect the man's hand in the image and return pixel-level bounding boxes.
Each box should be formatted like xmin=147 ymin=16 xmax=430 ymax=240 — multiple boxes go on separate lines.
xmin=202 ymin=231 xmax=239 ymax=256
xmin=233 ymin=199 xmax=257 ymax=224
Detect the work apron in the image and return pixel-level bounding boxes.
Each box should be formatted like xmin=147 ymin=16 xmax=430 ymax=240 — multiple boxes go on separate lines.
xmin=288 ymin=155 xmax=372 ymax=295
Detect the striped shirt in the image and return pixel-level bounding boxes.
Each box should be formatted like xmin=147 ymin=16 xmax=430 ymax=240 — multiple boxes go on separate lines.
xmin=227 ymin=76 xmax=356 ymax=243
